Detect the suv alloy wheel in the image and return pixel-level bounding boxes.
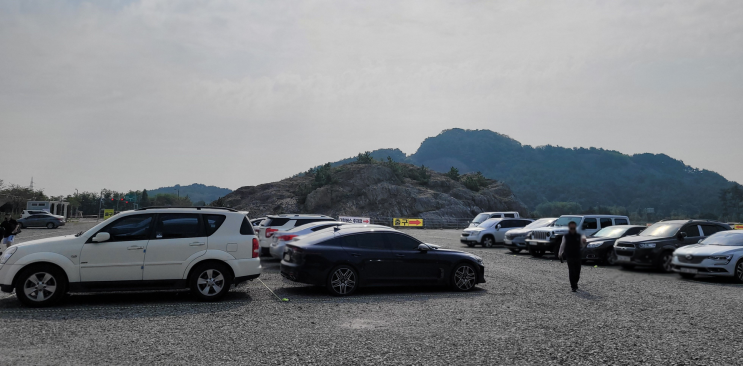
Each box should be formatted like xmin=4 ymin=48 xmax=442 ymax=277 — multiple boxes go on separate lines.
xmin=482 ymin=236 xmax=495 ymax=248
xmin=604 ymin=249 xmax=618 ymax=266
xmin=190 ymin=262 xmax=232 ymax=301
xmin=15 ymin=264 xmax=67 ymax=307
xmin=659 ymin=252 xmax=674 ymax=273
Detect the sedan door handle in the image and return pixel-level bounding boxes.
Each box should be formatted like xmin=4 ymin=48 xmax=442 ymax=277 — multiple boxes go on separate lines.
xmin=350 ymin=253 xmax=361 ymax=257
xmin=189 ymin=242 xmax=206 ymax=246
xmin=127 ymin=246 xmax=144 ymax=250
xmin=395 ymin=254 xmax=405 ymax=257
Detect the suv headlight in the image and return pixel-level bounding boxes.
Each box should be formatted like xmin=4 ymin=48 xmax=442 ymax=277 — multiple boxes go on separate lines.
xmin=708 ymin=255 xmax=733 ymax=264
xmin=586 ymin=241 xmax=604 ymax=248
xmin=0 ymin=246 xmax=17 ymax=264
xmin=638 ymin=243 xmax=656 ymax=249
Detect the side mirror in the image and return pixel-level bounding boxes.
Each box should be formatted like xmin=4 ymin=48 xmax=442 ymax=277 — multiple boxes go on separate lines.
xmin=495 ymin=224 xmax=501 ymax=230
xmin=417 ymin=243 xmax=430 ymax=251
xmin=92 ymin=232 xmax=111 ymax=243
xmin=676 ymin=232 xmax=687 ymax=241
xmin=697 ymin=239 xmax=703 ymax=244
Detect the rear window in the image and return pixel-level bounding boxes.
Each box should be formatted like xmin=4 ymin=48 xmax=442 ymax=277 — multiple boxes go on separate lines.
xmin=240 ymin=217 xmax=255 ymax=235
xmin=264 ymin=218 xmax=291 ymax=227
xmin=295 ymin=218 xmax=334 ymax=226
xmin=615 ymin=218 xmax=629 ymax=225
xmin=204 ymin=214 xmax=227 ymax=236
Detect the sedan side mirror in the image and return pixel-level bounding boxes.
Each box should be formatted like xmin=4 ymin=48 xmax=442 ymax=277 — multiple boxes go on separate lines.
xmin=417 ymin=243 xmax=430 ymax=251
xmin=92 ymin=232 xmax=111 ymax=243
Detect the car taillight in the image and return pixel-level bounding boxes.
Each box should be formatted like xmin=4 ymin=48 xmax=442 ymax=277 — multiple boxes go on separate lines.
xmin=265 ymin=228 xmax=278 ymax=238
xmin=252 ymin=238 xmax=259 ymax=258
xmin=278 ymin=235 xmax=298 ymax=241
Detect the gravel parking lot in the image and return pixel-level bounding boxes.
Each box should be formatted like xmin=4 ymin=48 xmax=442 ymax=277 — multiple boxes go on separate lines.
xmin=1 ymin=222 xmax=742 ymax=365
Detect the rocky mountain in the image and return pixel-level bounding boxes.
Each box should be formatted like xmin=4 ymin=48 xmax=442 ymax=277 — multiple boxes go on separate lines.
xmin=148 ymin=183 xmax=232 ymax=204
xmin=222 ymin=162 xmax=526 ymax=220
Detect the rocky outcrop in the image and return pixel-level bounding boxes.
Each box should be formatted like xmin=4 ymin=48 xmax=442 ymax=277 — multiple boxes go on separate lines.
xmin=222 ymin=163 xmax=527 ymax=219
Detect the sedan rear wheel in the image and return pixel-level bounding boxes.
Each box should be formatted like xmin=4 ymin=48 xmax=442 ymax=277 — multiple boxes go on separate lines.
xmin=46 ymin=222 xmax=55 ymax=229
xmin=735 ymin=260 xmax=743 ymax=284
xmin=451 ymin=263 xmax=477 ymax=292
xmin=327 ymin=266 xmax=358 ymax=296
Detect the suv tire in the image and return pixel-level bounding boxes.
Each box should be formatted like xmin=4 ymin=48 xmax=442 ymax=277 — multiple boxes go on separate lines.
xmin=451 ymin=263 xmax=477 ymax=292
xmin=190 ymin=262 xmax=232 ymax=302
xmin=508 ymin=248 xmax=522 ymax=254
xmin=482 ymin=236 xmax=495 ymax=248
xmin=735 ymin=259 xmax=743 ymax=284
xmin=658 ymin=251 xmax=674 ymax=273
xmin=604 ymin=249 xmax=618 ymax=266
xmin=326 ymin=265 xmax=358 ymax=296
xmin=15 ymin=264 xmax=67 ymax=307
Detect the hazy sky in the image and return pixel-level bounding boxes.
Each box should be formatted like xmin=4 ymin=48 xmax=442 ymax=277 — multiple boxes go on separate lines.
xmin=1 ymin=0 xmax=742 ymax=196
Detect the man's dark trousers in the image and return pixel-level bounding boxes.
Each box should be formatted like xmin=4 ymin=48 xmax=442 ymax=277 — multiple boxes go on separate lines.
xmin=567 ymin=258 xmax=581 ymax=289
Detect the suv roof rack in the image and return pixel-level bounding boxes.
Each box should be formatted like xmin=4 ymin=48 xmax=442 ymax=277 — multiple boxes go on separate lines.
xmin=135 ymin=206 xmax=239 ymax=212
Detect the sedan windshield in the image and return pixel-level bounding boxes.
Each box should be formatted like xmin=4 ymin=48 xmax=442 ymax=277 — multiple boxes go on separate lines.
xmin=592 ymin=227 xmax=629 ymax=238
xmin=554 ymin=216 xmax=582 ymax=227
xmin=700 ymin=231 xmax=743 ymax=246
xmin=641 ymin=223 xmax=682 ymax=237
xmin=472 ymin=213 xmax=490 ymax=224
xmin=525 ymin=218 xmax=554 ymax=229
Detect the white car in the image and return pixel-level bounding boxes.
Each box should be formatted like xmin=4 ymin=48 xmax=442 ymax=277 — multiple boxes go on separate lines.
xmin=22 ymin=210 xmax=65 ymax=221
xmin=0 ymin=207 xmax=261 ymax=307
xmin=460 ymin=218 xmax=533 ymax=248
xmin=468 ymin=212 xmax=521 ymax=227
xmin=269 ymin=221 xmax=347 ymax=259
xmin=256 ymin=214 xmax=335 ymax=256
xmin=671 ymin=230 xmax=743 ymax=282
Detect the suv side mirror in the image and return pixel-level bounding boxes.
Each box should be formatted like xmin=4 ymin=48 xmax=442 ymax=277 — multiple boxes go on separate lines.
xmin=676 ymin=232 xmax=687 ymax=241
xmin=417 ymin=243 xmax=430 ymax=251
xmin=495 ymin=224 xmax=501 ymax=230
xmin=92 ymin=232 xmax=111 ymax=243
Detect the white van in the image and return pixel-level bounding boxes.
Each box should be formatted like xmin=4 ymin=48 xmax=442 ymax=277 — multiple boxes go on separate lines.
xmin=469 ymin=212 xmax=520 ymax=227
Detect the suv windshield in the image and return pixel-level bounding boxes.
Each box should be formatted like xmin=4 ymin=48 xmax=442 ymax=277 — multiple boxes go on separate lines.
xmin=592 ymin=227 xmax=628 ymax=238
xmin=478 ymin=218 xmax=501 ymax=228
xmin=473 ymin=213 xmax=490 ymax=224
xmin=700 ymin=231 xmax=743 ymax=246
xmin=554 ymin=216 xmax=582 ymax=227
xmin=525 ymin=218 xmax=554 ymax=229
xmin=641 ymin=223 xmax=682 ymax=237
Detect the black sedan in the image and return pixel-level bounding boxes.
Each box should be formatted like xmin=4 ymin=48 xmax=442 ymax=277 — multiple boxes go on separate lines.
xmin=581 ymin=225 xmax=646 ymax=265
xmin=280 ymin=225 xmax=485 ymax=296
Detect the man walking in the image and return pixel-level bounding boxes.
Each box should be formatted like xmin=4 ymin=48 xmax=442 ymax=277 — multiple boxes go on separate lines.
xmin=1 ymin=213 xmax=20 ymax=251
xmin=558 ymin=220 xmax=587 ymax=292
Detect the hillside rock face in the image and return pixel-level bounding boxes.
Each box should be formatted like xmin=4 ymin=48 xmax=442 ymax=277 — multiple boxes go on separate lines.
xmin=223 ymin=163 xmax=527 ymax=219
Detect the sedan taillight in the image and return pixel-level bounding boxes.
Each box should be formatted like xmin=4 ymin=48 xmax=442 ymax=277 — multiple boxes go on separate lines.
xmin=252 ymin=238 xmax=259 ymax=258
xmin=277 ymin=235 xmax=298 ymax=241
xmin=265 ymin=228 xmax=278 ymax=238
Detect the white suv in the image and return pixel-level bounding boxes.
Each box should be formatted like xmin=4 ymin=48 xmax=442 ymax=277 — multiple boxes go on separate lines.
xmin=468 ymin=212 xmax=520 ymax=227
xmin=256 ymin=214 xmax=335 ymax=256
xmin=0 ymin=207 xmax=261 ymax=307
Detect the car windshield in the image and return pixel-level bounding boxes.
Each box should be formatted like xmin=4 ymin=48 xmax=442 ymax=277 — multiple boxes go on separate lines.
xmin=525 ymin=218 xmax=554 ymax=229
xmin=554 ymin=216 xmax=582 ymax=227
xmin=472 ymin=213 xmax=490 ymax=224
xmin=592 ymin=227 xmax=629 ymax=238
xmin=700 ymin=231 xmax=743 ymax=246
xmin=641 ymin=223 xmax=682 ymax=237
xmin=478 ymin=218 xmax=500 ymax=228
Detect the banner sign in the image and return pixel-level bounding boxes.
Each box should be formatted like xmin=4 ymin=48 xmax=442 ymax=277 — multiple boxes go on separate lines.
xmin=339 ymin=216 xmax=371 ymax=224
xmin=393 ymin=218 xmax=423 ymax=227
xmin=103 ymin=209 xmax=115 ymax=220
xmin=734 ymin=224 xmax=743 ymax=230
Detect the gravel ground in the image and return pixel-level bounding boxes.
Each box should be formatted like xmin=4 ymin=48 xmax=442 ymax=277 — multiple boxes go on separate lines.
xmin=1 ymin=224 xmax=742 ymax=365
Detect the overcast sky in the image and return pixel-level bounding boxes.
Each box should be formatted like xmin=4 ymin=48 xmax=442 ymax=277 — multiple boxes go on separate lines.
xmin=1 ymin=0 xmax=741 ymax=196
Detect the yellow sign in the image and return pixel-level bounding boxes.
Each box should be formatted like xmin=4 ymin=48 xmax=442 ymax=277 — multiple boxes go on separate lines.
xmin=103 ymin=209 xmax=114 ymax=220
xmin=393 ymin=218 xmax=423 ymax=227
xmin=734 ymin=224 xmax=743 ymax=230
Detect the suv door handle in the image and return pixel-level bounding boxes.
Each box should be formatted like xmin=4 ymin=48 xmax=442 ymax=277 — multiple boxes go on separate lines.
xmin=189 ymin=242 xmax=206 ymax=246
xmin=127 ymin=246 xmax=144 ymax=250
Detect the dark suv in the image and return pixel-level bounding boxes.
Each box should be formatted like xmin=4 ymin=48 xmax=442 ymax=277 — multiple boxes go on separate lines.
xmin=613 ymin=220 xmax=731 ymax=272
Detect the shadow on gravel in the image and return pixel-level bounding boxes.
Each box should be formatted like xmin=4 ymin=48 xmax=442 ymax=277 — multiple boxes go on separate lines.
xmin=275 ymin=284 xmax=488 ymax=303
xmin=0 ymin=290 xmax=253 ymax=319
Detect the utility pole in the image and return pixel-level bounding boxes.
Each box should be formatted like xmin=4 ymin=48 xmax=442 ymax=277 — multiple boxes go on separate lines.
xmin=97 ymin=190 xmax=103 ymax=221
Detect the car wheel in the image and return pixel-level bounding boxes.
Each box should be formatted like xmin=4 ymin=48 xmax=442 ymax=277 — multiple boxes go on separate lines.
xmin=604 ymin=249 xmax=618 ymax=266
xmin=679 ymin=273 xmax=695 ymax=280
xmin=734 ymin=259 xmax=743 ymax=284
xmin=451 ymin=263 xmax=477 ymax=292
xmin=620 ymin=264 xmax=635 ymax=270
xmin=15 ymin=264 xmax=67 ymax=307
xmin=658 ymin=252 xmax=674 ymax=273
xmin=529 ymin=248 xmax=543 ymax=258
xmin=46 ymin=222 xmax=56 ymax=229
xmin=482 ymin=236 xmax=495 ymax=248
xmin=190 ymin=262 xmax=232 ymax=302
xmin=326 ymin=265 xmax=358 ymax=296
xmin=508 ymin=248 xmax=522 ymax=254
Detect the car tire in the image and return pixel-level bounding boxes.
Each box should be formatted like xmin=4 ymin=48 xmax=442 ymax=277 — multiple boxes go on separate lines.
xmin=189 ymin=262 xmax=232 ymax=302
xmin=734 ymin=259 xmax=743 ymax=284
xmin=482 ymin=236 xmax=495 ymax=248
xmin=15 ymin=264 xmax=67 ymax=308
xmin=326 ymin=265 xmax=358 ymax=296
xmin=604 ymin=249 xmax=618 ymax=266
xmin=46 ymin=222 xmax=56 ymax=229
xmin=620 ymin=264 xmax=635 ymax=270
xmin=508 ymin=248 xmax=522 ymax=254
xmin=658 ymin=252 xmax=674 ymax=273
xmin=451 ymin=263 xmax=477 ymax=292
xmin=679 ymin=273 xmax=695 ymax=280
xmin=529 ymin=248 xmax=544 ymax=258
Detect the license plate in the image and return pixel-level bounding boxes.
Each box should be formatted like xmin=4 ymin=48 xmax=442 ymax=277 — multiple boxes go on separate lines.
xmin=283 ymin=253 xmax=291 ymax=261
xmin=616 ymin=255 xmax=631 ymax=262
xmin=679 ymin=267 xmax=698 ymax=274
xmin=529 ymin=242 xmax=537 ymax=246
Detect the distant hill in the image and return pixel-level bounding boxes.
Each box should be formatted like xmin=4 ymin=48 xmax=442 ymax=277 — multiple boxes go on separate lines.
xmin=147 ymin=184 xmax=232 ymax=204
xmin=322 ymin=128 xmax=738 ymax=219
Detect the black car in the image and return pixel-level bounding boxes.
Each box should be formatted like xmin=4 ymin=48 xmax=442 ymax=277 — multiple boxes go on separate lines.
xmin=281 ymin=226 xmax=485 ymax=296
xmin=581 ymin=225 xmax=646 ymax=265
xmin=613 ymin=220 xmax=731 ymax=272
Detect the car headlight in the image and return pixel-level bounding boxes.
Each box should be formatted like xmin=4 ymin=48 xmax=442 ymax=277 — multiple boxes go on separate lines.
xmin=708 ymin=255 xmax=733 ymax=264
xmin=0 ymin=246 xmax=17 ymax=264
xmin=586 ymin=241 xmax=604 ymax=248
xmin=638 ymin=243 xmax=656 ymax=249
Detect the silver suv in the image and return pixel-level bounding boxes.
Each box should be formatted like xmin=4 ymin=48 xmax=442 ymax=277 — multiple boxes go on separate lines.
xmin=256 ymin=214 xmax=335 ymax=256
